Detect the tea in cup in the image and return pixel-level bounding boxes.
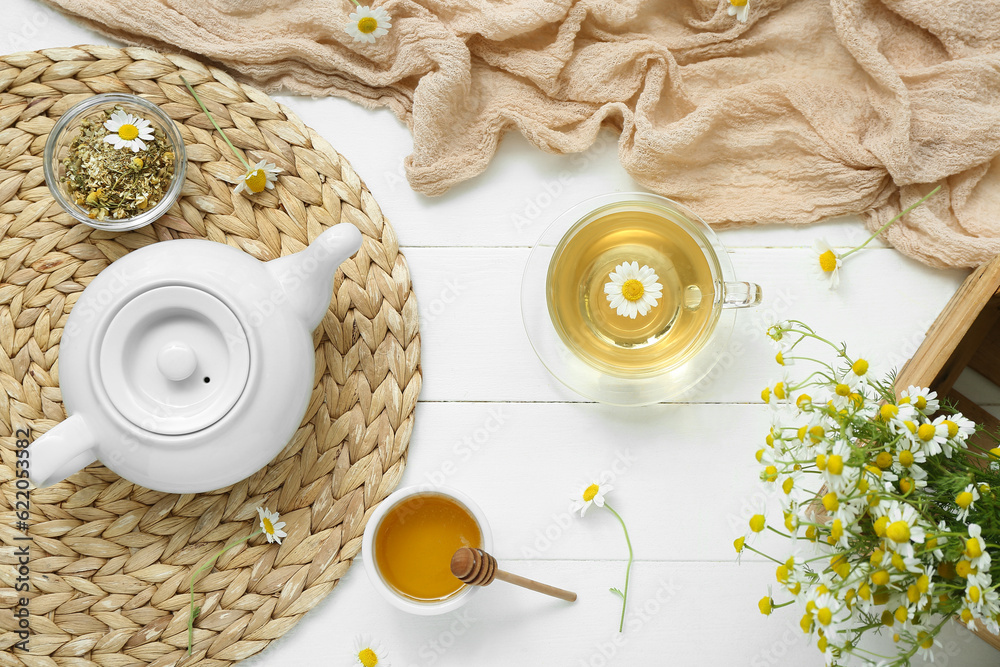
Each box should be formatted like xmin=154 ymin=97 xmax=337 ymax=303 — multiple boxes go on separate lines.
xmin=522 ymin=192 xmax=762 ymax=404
xmin=362 ymin=486 xmax=493 ymax=615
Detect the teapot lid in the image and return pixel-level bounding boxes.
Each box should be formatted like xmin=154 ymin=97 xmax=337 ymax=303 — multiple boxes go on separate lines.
xmin=99 ymin=285 xmax=251 ymax=435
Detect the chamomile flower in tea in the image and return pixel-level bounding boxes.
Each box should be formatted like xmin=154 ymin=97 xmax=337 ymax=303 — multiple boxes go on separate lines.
xmin=61 ymin=105 xmax=175 ymax=222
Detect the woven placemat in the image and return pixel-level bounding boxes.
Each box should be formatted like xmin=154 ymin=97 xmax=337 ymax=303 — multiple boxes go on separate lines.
xmin=0 ymin=45 xmax=420 ymax=665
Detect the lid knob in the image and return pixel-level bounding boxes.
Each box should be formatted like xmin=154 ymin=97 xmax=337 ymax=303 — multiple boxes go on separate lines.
xmin=157 ymin=342 xmax=197 ymax=382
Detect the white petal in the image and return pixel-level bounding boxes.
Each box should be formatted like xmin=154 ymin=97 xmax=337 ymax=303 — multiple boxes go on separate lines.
xmin=104 ymin=134 xmax=120 ymax=147
xmin=605 ymin=283 xmax=620 ymax=295
xmin=609 ymin=295 xmax=625 ymax=309
xmin=130 ymin=138 xmax=146 ymax=152
xmin=610 ymin=272 xmax=625 ymax=285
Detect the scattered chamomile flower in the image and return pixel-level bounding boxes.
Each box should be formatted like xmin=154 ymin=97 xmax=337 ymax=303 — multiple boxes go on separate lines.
xmin=727 ymin=0 xmax=750 ymax=22
xmin=573 ymin=482 xmax=612 ymax=517
xmin=605 ymin=261 xmax=662 ymax=319
xmin=235 ymin=159 xmax=282 ymax=196
xmin=808 ymin=187 xmax=941 ymax=291
xmin=812 ymin=239 xmax=842 ymax=289
xmin=575 ymin=480 xmax=632 ymax=632
xmin=346 ymin=6 xmax=392 ymax=44
xmin=352 ymin=635 xmax=389 ymax=667
xmin=257 ymin=507 xmax=287 ymax=544
xmin=103 ymin=109 xmax=154 ymax=152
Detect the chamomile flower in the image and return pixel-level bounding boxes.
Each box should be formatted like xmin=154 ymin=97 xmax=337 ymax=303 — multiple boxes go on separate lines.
xmin=882 ymin=503 xmax=926 ymax=558
xmin=765 ymin=320 xmax=795 ymax=352
xmin=844 ymin=358 xmax=871 ymax=388
xmin=915 ymin=631 xmax=939 ymax=661
xmin=966 ymin=524 xmax=990 ymax=569
xmin=234 ymin=159 xmax=282 ymax=196
xmin=103 ymin=109 xmax=154 ymax=152
xmin=899 ymin=386 xmax=939 ymax=415
xmin=605 ymin=261 xmax=662 ymax=319
xmin=727 ymin=0 xmax=750 ymax=22
xmin=257 ymin=507 xmax=287 ymax=544
xmin=956 ymin=484 xmax=980 ymax=522
xmin=573 ymin=482 xmax=612 ymax=517
xmin=352 ymin=635 xmax=389 ymax=667
xmin=812 ymin=239 xmax=842 ymax=289
xmin=345 ymin=6 xmax=392 ymax=44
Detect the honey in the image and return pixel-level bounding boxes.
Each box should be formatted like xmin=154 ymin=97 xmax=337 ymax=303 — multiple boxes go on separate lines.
xmin=373 ymin=493 xmax=482 ymax=601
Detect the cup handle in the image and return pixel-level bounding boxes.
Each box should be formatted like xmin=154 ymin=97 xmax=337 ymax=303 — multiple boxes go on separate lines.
xmin=722 ymin=281 xmax=763 ymax=309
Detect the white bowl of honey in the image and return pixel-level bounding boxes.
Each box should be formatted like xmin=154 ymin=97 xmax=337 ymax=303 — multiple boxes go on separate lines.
xmin=362 ymin=486 xmax=493 ymax=615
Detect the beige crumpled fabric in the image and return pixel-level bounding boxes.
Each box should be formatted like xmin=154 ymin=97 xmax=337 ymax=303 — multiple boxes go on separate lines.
xmin=43 ymin=0 xmax=1000 ymax=268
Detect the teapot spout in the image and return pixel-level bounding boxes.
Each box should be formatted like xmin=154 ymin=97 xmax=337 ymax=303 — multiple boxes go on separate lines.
xmin=28 ymin=414 xmax=98 ymax=488
xmin=265 ymin=223 xmax=362 ymax=330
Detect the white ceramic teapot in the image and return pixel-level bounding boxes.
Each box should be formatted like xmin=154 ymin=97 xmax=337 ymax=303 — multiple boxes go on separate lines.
xmin=28 ymin=223 xmax=363 ymax=493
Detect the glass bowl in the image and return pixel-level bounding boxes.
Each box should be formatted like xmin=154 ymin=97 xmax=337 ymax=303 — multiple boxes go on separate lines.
xmin=43 ymin=93 xmax=187 ymax=232
xmin=521 ymin=192 xmax=762 ymax=406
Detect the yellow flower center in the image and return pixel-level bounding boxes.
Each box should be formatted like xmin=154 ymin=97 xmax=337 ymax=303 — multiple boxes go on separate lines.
xmin=879 ymin=404 xmax=898 ymax=421
xmin=914 ymin=396 xmax=927 ymax=410
xmin=583 ymin=484 xmax=599 ymax=502
xmin=749 ymin=514 xmax=766 ymax=533
xmin=956 ymin=491 xmax=974 ymax=509
xmin=875 ymin=452 xmax=893 ymax=469
xmin=758 ymin=596 xmax=772 ymax=615
xmin=835 ymin=383 xmax=850 ymax=397
xmin=782 ymin=477 xmax=794 ymax=495
xmin=245 ymin=168 xmax=267 ymax=193
xmin=917 ymin=423 xmax=937 ymax=442
xmin=775 ymin=352 xmax=784 ymax=365
xmin=967 ymin=538 xmax=983 ymax=559
xmin=358 ymin=648 xmax=379 ymax=667
xmin=827 ymin=455 xmax=844 ymax=475
xmin=887 ymin=521 xmax=910 ymax=543
xmin=730 ymin=0 xmax=748 ymax=6
xmin=944 ymin=420 xmax=959 ymax=438
xmin=118 ymin=123 xmax=139 ymax=141
xmin=962 ymin=608 xmax=974 ymax=623
xmin=852 ymin=359 xmax=868 ymax=375
xmin=621 ymin=278 xmax=644 ymax=302
xmin=871 ymin=569 xmax=889 ymax=586
xmin=969 ymin=586 xmax=982 ymax=603
xmin=898 ymin=450 xmax=914 ymax=468
xmin=818 ymin=250 xmax=838 ymax=273
xmin=817 ymin=607 xmax=832 ymax=626
xmin=894 ymin=606 xmax=908 ymax=623
xmin=262 ymin=517 xmax=274 ymax=534
xmin=764 ymin=465 xmax=777 ymax=482
xmin=956 ymin=560 xmax=976 ymax=578
xmin=822 ymin=492 xmax=838 ymax=512
xmin=734 ymin=536 xmax=745 ymax=553
xmin=357 ymin=16 xmax=379 ymax=34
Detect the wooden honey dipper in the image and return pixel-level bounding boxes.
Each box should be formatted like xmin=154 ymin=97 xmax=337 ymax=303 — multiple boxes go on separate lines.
xmin=450 ymin=547 xmax=577 ymax=602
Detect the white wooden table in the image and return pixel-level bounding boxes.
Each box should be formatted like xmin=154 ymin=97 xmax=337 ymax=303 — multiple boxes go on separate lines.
xmin=9 ymin=3 xmax=1000 ymax=664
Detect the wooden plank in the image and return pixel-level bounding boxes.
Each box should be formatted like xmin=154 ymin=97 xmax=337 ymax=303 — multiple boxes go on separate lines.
xmin=896 ymin=255 xmax=1000 ymax=394
xmin=968 ymin=318 xmax=1000 ymax=388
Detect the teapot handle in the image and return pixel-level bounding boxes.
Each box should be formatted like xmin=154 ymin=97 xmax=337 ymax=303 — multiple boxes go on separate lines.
xmin=28 ymin=414 xmax=98 ymax=488
xmin=722 ymin=281 xmax=763 ymax=309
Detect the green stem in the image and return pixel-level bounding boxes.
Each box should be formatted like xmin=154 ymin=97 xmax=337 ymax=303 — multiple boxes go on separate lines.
xmin=840 ymin=185 xmax=942 ymax=260
xmin=187 ymin=529 xmax=261 ymax=654
xmin=180 ymin=75 xmax=250 ymax=170
xmin=604 ymin=503 xmax=632 ymax=633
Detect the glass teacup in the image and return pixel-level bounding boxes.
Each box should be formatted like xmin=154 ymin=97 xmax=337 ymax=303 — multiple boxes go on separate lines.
xmin=521 ymin=192 xmax=762 ymax=405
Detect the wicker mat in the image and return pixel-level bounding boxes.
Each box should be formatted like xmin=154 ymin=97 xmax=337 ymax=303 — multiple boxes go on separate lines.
xmin=0 ymin=45 xmax=420 ymax=666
